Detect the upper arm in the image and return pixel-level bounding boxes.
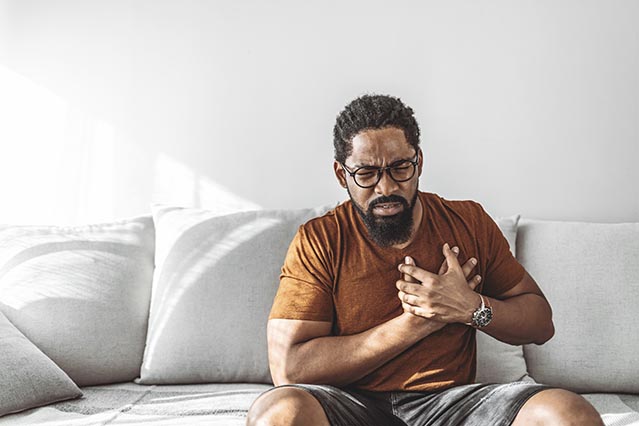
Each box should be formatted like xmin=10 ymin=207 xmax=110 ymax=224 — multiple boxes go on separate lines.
xmin=494 ymin=269 xmax=549 ymax=304
xmin=267 ymin=318 xmax=332 ymax=384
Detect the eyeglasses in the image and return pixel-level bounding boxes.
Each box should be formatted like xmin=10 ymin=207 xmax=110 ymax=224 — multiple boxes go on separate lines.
xmin=341 ymin=153 xmax=419 ymax=189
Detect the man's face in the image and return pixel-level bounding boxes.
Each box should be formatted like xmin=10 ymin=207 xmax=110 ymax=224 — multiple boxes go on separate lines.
xmin=334 ymin=126 xmax=422 ymax=247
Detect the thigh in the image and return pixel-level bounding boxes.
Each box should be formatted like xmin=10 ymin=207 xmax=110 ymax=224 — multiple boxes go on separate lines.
xmin=277 ymin=384 xmax=406 ymax=426
xmin=393 ymin=382 xmax=550 ymax=426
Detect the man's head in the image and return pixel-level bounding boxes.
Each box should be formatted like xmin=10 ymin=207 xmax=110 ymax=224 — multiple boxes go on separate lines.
xmin=333 ymin=95 xmax=423 ymax=247
xmin=333 ymin=94 xmax=420 ymax=164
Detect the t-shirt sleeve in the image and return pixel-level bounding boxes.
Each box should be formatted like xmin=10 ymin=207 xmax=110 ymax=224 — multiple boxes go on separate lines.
xmin=269 ymin=223 xmax=334 ymax=322
xmin=476 ymin=205 xmax=525 ymax=298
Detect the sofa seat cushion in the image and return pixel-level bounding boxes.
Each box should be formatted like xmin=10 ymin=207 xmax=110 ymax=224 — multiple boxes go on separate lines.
xmin=0 ymin=382 xmax=635 ymax=425
xmin=0 ymin=382 xmax=271 ymax=425
xmin=583 ymin=394 xmax=639 ymax=426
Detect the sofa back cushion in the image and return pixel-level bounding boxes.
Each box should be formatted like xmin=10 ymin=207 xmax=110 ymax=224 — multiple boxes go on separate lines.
xmin=518 ymin=219 xmax=639 ymax=393
xmin=475 ymin=215 xmax=528 ymax=383
xmin=0 ymin=217 xmax=155 ymax=386
xmin=138 ymin=205 xmax=335 ymax=384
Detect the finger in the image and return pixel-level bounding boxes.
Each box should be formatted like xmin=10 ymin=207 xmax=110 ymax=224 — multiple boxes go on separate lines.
xmin=396 ymin=280 xmax=424 ymax=295
xmin=398 ymin=290 xmax=420 ymax=306
xmin=402 ymin=302 xmax=429 ymax=318
xmin=438 ymin=246 xmax=459 ymax=275
xmin=460 ymin=256 xmax=478 ymax=279
xmin=403 ymin=256 xmax=419 ymax=283
xmin=468 ymin=274 xmax=482 ymax=291
xmin=442 ymin=243 xmax=462 ymax=274
xmin=398 ymin=263 xmax=437 ymax=282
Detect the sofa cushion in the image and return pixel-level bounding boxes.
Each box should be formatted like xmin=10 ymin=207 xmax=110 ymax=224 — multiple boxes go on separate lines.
xmin=138 ymin=205 xmax=334 ymax=384
xmin=0 ymin=310 xmax=82 ymax=417
xmin=475 ymin=215 xmax=528 ymax=384
xmin=0 ymin=382 xmax=271 ymax=425
xmin=583 ymin=393 xmax=639 ymax=426
xmin=518 ymin=219 xmax=639 ymax=393
xmin=0 ymin=217 xmax=155 ymax=386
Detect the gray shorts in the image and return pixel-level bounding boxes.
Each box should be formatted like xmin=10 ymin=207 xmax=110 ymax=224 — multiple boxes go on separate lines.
xmin=267 ymin=382 xmax=550 ymax=426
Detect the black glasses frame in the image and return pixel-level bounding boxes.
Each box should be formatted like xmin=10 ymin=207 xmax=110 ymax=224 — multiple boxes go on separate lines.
xmin=341 ymin=153 xmax=419 ymax=189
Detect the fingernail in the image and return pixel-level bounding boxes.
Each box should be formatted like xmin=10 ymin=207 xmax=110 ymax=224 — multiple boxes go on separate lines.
xmin=452 ymin=246 xmax=459 ymax=254
xmin=476 ymin=275 xmax=481 ymax=281
xmin=471 ymin=258 xmax=477 ymax=265
xmin=405 ymin=256 xmax=411 ymax=264
xmin=444 ymin=243 xmax=450 ymax=250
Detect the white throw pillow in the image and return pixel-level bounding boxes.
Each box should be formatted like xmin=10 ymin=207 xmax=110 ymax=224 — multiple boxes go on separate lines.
xmin=138 ymin=205 xmax=334 ymax=384
xmin=0 ymin=217 xmax=155 ymax=386
xmin=0 ymin=310 xmax=82 ymax=417
xmin=475 ymin=214 xmax=530 ymax=383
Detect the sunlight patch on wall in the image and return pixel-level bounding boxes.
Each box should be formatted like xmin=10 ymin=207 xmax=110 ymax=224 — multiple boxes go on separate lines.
xmin=152 ymin=152 xmax=261 ymax=214
xmin=0 ymin=64 xmax=68 ymax=224
xmin=0 ymin=64 xmax=116 ymax=225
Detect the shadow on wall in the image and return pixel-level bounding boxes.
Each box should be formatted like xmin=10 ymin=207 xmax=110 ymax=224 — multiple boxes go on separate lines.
xmin=0 ymin=64 xmax=260 ymax=225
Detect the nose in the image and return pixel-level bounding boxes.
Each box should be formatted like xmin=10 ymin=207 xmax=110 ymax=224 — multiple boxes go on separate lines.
xmin=374 ymin=169 xmax=399 ymax=197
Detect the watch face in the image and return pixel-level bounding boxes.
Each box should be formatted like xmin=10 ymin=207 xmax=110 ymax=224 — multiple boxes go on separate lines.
xmin=473 ymin=307 xmax=493 ymax=328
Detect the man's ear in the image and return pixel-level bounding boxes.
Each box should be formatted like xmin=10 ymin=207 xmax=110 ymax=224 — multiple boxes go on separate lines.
xmin=333 ymin=161 xmax=347 ymax=188
xmin=417 ymin=148 xmax=424 ymax=177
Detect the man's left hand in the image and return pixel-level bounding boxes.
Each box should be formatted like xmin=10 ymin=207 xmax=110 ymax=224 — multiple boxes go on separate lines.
xmin=396 ymin=243 xmax=481 ymax=324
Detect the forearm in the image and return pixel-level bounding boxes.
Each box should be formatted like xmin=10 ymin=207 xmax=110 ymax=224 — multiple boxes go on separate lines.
xmin=277 ymin=313 xmax=442 ymax=387
xmin=481 ymin=293 xmax=554 ymax=345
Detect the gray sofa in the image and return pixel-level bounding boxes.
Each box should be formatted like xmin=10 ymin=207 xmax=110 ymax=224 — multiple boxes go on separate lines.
xmin=1 ymin=201 xmax=637 ymax=425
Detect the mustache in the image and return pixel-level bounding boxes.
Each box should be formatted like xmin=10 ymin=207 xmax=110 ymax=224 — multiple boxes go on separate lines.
xmin=368 ymin=195 xmax=409 ymax=210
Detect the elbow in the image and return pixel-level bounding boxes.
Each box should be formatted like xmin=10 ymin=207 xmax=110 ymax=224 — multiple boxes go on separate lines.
xmin=271 ymin=375 xmax=293 ymax=387
xmin=533 ymin=320 xmax=555 ymax=345
xmin=270 ymin=361 xmax=304 ymax=386
xmin=270 ymin=364 xmax=292 ymax=387
xmin=271 ymin=367 xmax=298 ymax=386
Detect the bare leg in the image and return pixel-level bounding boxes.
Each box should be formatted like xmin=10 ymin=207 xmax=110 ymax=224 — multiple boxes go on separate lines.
xmin=246 ymin=387 xmax=330 ymax=426
xmin=512 ymin=389 xmax=604 ymax=426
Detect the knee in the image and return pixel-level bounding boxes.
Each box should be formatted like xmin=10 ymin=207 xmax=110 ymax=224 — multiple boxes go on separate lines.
xmin=246 ymin=387 xmax=327 ymax=426
xmin=515 ymin=389 xmax=603 ymax=426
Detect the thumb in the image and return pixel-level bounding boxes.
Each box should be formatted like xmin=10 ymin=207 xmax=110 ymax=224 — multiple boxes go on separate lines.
xmin=403 ymin=256 xmax=419 ymax=283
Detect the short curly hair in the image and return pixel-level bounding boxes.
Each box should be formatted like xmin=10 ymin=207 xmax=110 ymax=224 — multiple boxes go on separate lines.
xmin=333 ymin=94 xmax=421 ymax=163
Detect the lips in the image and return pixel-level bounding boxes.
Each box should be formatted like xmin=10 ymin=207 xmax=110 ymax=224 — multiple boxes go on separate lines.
xmin=372 ymin=202 xmax=404 ymax=216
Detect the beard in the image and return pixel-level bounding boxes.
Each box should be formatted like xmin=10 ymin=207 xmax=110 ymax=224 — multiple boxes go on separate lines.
xmin=348 ymin=189 xmax=419 ymax=247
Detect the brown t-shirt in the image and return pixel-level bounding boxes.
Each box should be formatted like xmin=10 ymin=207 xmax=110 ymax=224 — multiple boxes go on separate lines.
xmin=269 ymin=191 xmax=525 ymax=392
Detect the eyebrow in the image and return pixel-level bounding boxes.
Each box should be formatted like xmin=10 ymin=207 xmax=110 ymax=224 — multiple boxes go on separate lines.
xmin=350 ymin=154 xmax=416 ymax=169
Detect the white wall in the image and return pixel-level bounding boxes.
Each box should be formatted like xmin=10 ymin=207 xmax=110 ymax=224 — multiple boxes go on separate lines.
xmin=0 ymin=0 xmax=637 ymax=224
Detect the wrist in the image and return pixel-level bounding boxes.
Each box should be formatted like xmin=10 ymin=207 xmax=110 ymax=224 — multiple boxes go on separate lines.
xmin=401 ymin=312 xmax=444 ymax=336
xmin=468 ymin=294 xmax=493 ymax=329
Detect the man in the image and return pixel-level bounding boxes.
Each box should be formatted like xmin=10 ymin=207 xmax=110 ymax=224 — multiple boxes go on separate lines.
xmin=247 ymin=95 xmax=603 ymax=425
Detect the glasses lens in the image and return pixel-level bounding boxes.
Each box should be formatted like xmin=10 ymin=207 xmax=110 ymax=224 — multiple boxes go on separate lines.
xmin=353 ymin=167 xmax=380 ymax=188
xmin=389 ymin=161 xmax=416 ymax=182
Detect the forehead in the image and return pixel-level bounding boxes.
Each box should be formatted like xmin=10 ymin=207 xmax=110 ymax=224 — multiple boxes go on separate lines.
xmin=348 ymin=127 xmax=414 ymax=166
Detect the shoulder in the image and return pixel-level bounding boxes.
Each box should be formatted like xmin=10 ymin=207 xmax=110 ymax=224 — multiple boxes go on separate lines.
xmin=298 ymin=200 xmax=350 ymax=241
xmin=420 ymin=191 xmax=487 ymax=220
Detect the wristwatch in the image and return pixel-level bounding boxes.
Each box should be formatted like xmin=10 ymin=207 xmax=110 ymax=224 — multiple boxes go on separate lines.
xmin=470 ymin=294 xmax=493 ymax=328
